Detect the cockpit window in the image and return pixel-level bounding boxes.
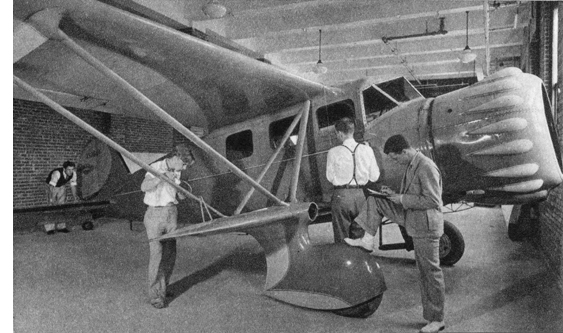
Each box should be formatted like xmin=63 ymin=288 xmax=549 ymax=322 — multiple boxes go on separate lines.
xmin=316 ymin=99 xmax=355 ymax=129
xmin=377 ymin=77 xmax=424 ymax=102
xmin=362 ymin=86 xmax=398 ymax=121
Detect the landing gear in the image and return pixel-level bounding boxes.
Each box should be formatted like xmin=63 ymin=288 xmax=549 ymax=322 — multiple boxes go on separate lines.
xmin=439 ymin=220 xmax=465 ymax=266
xmin=331 ymin=294 xmax=384 ymax=318
xmin=508 ymin=204 xmax=539 ymax=241
xmin=390 ymin=220 xmax=465 ymax=266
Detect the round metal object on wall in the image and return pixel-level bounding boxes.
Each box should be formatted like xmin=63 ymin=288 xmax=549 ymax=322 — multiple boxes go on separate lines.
xmin=78 ymin=140 xmax=112 ymax=199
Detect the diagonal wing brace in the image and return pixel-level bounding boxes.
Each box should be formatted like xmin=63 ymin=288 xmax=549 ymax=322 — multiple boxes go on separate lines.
xmin=25 ymin=8 xmax=288 ymax=208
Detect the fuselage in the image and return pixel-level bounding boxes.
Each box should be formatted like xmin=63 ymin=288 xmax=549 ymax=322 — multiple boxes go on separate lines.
xmin=79 ymin=67 xmax=563 ymax=222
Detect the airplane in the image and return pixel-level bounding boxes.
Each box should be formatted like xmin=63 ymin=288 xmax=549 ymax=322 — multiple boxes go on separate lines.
xmin=13 ymin=0 xmax=563 ymax=318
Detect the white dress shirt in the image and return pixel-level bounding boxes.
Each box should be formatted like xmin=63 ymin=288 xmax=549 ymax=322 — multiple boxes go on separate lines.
xmin=326 ymin=138 xmax=380 ymax=186
xmin=143 ymin=160 xmax=182 ymax=207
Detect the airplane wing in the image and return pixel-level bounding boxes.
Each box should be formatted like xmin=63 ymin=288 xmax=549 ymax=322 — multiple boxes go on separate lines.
xmin=14 ymin=0 xmax=336 ymax=131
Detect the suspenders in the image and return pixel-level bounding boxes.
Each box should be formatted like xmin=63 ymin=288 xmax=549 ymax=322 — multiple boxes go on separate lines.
xmin=340 ymin=143 xmax=360 ymax=187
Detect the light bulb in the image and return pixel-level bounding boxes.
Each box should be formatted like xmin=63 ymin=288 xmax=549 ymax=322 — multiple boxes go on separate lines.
xmin=202 ymin=1 xmax=227 ymax=19
xmin=459 ymin=47 xmax=477 ymax=63
xmin=313 ymin=61 xmax=327 ymax=74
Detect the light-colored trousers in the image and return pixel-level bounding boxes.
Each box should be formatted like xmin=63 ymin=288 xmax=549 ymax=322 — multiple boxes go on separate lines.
xmin=355 ymin=196 xmax=445 ymax=322
xmin=144 ymin=205 xmax=178 ymax=303
xmin=45 ymin=185 xmax=67 ymax=231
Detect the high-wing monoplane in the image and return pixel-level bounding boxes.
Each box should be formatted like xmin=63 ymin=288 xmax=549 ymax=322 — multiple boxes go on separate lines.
xmin=14 ymin=0 xmax=563 ymax=318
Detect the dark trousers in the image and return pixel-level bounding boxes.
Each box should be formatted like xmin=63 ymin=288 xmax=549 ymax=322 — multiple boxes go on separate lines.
xmin=330 ymin=188 xmax=366 ymax=243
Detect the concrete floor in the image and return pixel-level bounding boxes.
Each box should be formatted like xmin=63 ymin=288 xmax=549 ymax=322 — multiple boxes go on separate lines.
xmin=13 ymin=206 xmax=563 ymax=333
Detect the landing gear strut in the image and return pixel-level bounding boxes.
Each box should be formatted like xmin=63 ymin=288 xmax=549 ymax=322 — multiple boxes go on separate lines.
xmin=379 ymin=220 xmax=465 ymax=266
xmin=508 ymin=203 xmax=539 ymax=241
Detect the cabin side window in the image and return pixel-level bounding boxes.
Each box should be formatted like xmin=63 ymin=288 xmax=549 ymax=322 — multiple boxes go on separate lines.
xmin=362 ymin=86 xmax=398 ymax=122
xmin=269 ymin=116 xmax=300 ymax=149
xmin=226 ymin=130 xmax=253 ymax=161
xmin=316 ymin=99 xmax=355 ymax=129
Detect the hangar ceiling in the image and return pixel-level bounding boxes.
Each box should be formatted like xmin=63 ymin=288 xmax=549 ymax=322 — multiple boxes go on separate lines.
xmin=157 ymin=0 xmax=528 ymax=84
xmin=13 ymin=0 xmax=531 ymax=121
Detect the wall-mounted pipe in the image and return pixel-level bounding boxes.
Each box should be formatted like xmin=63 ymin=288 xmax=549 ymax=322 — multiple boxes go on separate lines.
xmin=382 ymin=17 xmax=447 ymax=42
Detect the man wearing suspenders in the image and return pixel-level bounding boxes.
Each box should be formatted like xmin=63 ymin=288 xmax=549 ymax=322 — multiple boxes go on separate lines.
xmin=326 ymin=117 xmax=380 ymax=243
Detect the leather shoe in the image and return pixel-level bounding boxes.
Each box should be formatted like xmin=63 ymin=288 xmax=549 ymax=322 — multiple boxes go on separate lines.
xmin=420 ymin=321 xmax=445 ymax=333
xmin=57 ymin=228 xmax=70 ymax=233
xmin=344 ymin=237 xmax=373 ymax=252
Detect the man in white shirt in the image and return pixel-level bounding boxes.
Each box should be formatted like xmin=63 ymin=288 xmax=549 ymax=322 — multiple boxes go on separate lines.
xmin=326 ymin=117 xmax=380 ymax=243
xmin=44 ymin=160 xmax=80 ymax=234
xmin=141 ymin=145 xmax=194 ymax=309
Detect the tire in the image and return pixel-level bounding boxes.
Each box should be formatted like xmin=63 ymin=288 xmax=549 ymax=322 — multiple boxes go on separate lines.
xmin=439 ymin=220 xmax=464 ymax=266
xmin=331 ymin=294 xmax=383 ymax=318
xmin=82 ymin=220 xmax=94 ymax=231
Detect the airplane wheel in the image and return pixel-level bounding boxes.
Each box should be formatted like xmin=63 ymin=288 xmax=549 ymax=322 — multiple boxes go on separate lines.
xmin=82 ymin=220 xmax=94 ymax=231
xmin=439 ymin=220 xmax=464 ymax=266
xmin=331 ymin=294 xmax=383 ymax=318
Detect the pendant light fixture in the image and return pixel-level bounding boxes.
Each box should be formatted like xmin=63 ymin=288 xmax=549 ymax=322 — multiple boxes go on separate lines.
xmin=459 ymin=11 xmax=477 ymax=63
xmin=202 ymin=1 xmax=227 ymax=19
xmin=313 ymin=29 xmax=328 ymax=74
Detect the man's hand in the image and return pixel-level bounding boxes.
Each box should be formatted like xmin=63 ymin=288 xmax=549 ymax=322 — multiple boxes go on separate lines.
xmin=387 ymin=194 xmax=402 ymax=205
xmin=380 ymin=186 xmax=396 ymax=195
xmin=177 ymin=192 xmax=186 ymax=200
xmin=164 ymin=171 xmax=176 ymax=179
xmin=381 ymin=186 xmax=402 ymax=205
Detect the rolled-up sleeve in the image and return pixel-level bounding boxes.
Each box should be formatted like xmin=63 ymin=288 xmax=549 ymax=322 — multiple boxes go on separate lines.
xmin=366 ymin=147 xmax=380 ymax=182
xmin=70 ymin=171 xmax=78 ymax=186
xmin=326 ymin=149 xmax=336 ymax=184
xmin=48 ymin=171 xmax=60 ymax=187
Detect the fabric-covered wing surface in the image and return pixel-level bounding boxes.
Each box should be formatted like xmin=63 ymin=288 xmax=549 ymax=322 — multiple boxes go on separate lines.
xmin=14 ymin=0 xmax=332 ymax=131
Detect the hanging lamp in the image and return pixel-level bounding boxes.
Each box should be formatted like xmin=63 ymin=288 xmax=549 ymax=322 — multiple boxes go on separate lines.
xmin=313 ymin=29 xmax=328 ymax=74
xmin=459 ymin=11 xmax=477 ymax=63
xmin=202 ymin=1 xmax=227 ymax=19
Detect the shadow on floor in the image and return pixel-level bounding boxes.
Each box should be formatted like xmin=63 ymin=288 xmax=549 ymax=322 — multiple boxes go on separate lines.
xmin=168 ymin=250 xmax=265 ymax=303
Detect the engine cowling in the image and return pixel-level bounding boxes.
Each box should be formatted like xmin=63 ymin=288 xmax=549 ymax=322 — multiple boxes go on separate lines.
xmin=366 ymin=68 xmax=563 ymax=205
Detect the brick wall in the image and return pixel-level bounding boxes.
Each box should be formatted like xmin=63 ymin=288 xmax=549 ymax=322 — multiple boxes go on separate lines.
xmin=110 ymin=114 xmax=173 ymax=152
xmin=536 ymin=2 xmax=563 ymax=291
xmin=13 ymin=99 xmax=173 ymax=209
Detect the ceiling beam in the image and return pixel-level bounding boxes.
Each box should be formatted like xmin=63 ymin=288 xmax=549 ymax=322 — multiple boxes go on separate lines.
xmin=236 ymin=6 xmax=519 ymax=53
xmin=273 ymin=27 xmax=524 ymax=64
xmin=226 ymin=2 xmax=520 ymax=40
xmin=288 ymin=44 xmax=521 ymax=74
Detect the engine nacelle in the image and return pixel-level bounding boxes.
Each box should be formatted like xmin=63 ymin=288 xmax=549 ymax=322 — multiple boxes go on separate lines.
xmin=365 ymin=68 xmax=563 ymax=205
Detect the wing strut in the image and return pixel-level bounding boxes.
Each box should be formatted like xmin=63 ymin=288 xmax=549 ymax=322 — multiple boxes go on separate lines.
xmin=13 ymin=75 xmax=227 ymax=218
xmin=26 ymin=8 xmax=288 ymax=208
xmin=233 ymin=101 xmax=309 ymax=214
xmin=289 ymin=100 xmax=311 ymax=203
